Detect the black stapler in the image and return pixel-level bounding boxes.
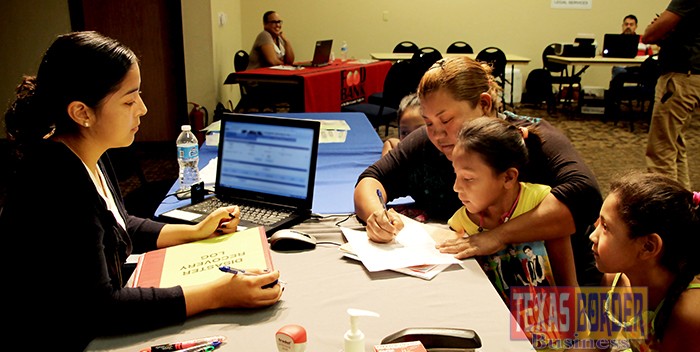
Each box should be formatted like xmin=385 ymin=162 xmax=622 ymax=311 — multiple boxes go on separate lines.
xmin=381 ymin=327 xmax=482 ymax=351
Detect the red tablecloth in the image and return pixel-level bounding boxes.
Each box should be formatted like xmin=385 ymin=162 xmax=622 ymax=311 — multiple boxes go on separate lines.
xmin=230 ymin=59 xmax=391 ymax=112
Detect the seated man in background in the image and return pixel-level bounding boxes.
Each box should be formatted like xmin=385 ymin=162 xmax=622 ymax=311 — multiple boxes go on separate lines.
xmin=612 ymin=14 xmax=655 ymax=79
xmin=382 ymin=93 xmax=425 ymax=156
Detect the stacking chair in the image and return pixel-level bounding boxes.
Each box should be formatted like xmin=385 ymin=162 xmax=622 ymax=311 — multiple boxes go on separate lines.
xmin=393 ymin=41 xmax=420 ymax=53
xmin=521 ymin=68 xmax=556 ymax=114
xmin=342 ymin=60 xmax=422 ymax=136
xmin=369 ymin=41 xmax=421 ymax=105
xmin=542 ymin=43 xmax=582 ymax=112
xmin=234 ymin=49 xmax=249 ymax=72
xmin=446 ymin=41 xmax=474 ymax=54
xmin=233 ymin=50 xmax=262 ymax=113
xmin=605 ymin=55 xmax=660 ymax=131
xmin=411 ymin=47 xmax=443 ymax=73
xmin=476 ymin=47 xmax=508 ymax=109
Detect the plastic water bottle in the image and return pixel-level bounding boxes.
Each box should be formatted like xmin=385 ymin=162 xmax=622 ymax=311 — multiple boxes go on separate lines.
xmin=340 ymin=41 xmax=348 ymax=61
xmin=177 ymin=125 xmax=201 ymax=192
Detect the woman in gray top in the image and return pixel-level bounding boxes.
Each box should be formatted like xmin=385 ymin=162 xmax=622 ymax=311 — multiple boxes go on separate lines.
xmin=247 ymin=10 xmax=295 ymax=69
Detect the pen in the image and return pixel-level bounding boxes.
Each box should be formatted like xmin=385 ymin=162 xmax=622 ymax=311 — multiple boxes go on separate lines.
xmin=219 ymin=265 xmax=285 ymax=288
xmin=176 ymin=341 xmax=222 ymax=352
xmin=376 ymin=189 xmax=391 ymax=223
xmin=216 ymin=212 xmax=237 ymax=233
xmin=141 ymin=337 xmax=225 ymax=352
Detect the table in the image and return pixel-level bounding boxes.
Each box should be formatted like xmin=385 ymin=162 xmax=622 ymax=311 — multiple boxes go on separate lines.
xmin=545 ymin=55 xmax=647 ymax=77
xmin=155 ymin=112 xmax=384 ymax=217
xmin=371 ymin=52 xmax=531 ymax=65
xmin=371 ymin=52 xmax=531 ymax=110
xmin=87 ymin=216 xmax=534 ymax=351
xmin=224 ymin=59 xmax=391 ymax=113
xmin=89 ymin=112 xmax=533 ymax=351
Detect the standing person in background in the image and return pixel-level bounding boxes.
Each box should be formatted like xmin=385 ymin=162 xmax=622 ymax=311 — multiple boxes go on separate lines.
xmin=354 ymin=56 xmax=603 ymax=286
xmin=382 ymin=93 xmax=425 ymax=156
xmin=1 ymin=31 xmax=282 ymax=351
xmin=247 ymin=10 xmax=295 ymax=69
xmin=643 ymin=1 xmax=700 ymax=190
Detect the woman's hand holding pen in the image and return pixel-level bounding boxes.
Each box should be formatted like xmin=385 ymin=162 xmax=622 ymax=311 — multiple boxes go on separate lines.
xmin=217 ymin=269 xmax=282 ymax=308
xmin=366 ymin=207 xmax=404 ymax=243
xmin=197 ymin=205 xmax=241 ymax=238
xmin=184 ymin=269 xmax=282 ymax=314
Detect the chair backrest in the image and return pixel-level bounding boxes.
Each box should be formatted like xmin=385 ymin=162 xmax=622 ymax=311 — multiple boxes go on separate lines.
xmin=411 ymin=47 xmax=443 ymax=73
xmin=476 ymin=46 xmax=507 ymax=82
xmin=234 ymin=50 xmax=249 ymax=72
xmin=542 ymin=44 xmax=567 ymax=74
xmin=446 ymin=41 xmax=474 ymax=54
xmin=639 ymin=55 xmax=661 ymax=88
xmin=522 ymin=68 xmax=554 ymax=104
xmin=393 ymin=41 xmax=420 ymax=53
xmin=382 ymin=60 xmax=424 ymax=110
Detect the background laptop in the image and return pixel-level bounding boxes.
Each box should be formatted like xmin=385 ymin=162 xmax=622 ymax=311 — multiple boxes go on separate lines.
xmin=602 ymin=34 xmax=640 ymax=58
xmin=159 ymin=113 xmax=320 ymax=236
xmin=298 ymin=39 xmax=333 ymax=67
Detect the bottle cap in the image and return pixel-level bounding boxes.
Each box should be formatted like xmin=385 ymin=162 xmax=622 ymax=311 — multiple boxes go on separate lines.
xmin=181 ymin=125 xmax=192 ymax=131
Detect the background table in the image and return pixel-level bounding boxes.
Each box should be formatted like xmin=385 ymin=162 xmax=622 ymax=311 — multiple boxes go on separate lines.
xmin=370 ymin=52 xmax=531 ymax=66
xmin=224 ymin=60 xmax=391 ymax=113
xmin=155 ymin=112 xmax=384 ymax=217
xmin=545 ymin=55 xmax=647 ymax=77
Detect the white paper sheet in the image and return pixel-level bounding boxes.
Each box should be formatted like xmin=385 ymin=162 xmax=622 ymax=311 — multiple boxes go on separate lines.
xmin=341 ymin=216 xmax=461 ymax=272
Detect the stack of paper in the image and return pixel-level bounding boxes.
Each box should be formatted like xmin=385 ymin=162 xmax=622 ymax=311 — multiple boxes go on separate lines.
xmin=340 ymin=215 xmax=461 ymax=280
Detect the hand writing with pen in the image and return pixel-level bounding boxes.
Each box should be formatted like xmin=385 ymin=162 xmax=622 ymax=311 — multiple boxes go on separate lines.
xmin=365 ymin=189 xmax=404 ymax=243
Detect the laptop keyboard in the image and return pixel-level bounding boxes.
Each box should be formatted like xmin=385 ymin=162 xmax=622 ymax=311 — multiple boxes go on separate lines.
xmin=183 ymin=198 xmax=292 ymax=226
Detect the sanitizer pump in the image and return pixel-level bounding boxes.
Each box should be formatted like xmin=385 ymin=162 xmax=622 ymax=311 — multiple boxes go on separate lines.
xmin=344 ymin=308 xmax=379 ymax=352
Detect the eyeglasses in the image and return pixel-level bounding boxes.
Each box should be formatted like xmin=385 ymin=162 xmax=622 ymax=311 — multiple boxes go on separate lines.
xmin=267 ymin=20 xmax=283 ymax=25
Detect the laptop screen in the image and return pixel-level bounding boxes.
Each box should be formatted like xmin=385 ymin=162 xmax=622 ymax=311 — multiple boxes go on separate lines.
xmin=216 ymin=113 xmax=320 ymax=207
xmin=311 ymin=39 xmax=333 ymax=64
xmin=602 ymin=34 xmax=640 ymax=58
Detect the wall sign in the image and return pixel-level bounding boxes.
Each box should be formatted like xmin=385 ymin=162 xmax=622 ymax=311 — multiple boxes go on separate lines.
xmin=551 ymin=0 xmax=592 ymax=9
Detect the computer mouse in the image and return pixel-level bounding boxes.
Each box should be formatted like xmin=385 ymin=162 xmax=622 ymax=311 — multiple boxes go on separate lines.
xmin=269 ymin=229 xmax=317 ymax=251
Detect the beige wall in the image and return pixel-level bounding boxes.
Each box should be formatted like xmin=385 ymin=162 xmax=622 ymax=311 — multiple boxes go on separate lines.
xmin=1 ymin=0 xmax=665 ymax=140
xmin=238 ymin=1 xmax=661 ymax=92
xmin=181 ymin=0 xmax=243 ymax=116
xmin=0 ymin=0 xmax=71 ymax=139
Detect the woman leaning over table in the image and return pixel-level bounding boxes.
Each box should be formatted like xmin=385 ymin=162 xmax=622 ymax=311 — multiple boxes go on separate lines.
xmin=353 ymin=56 xmax=603 ymax=287
xmin=0 ymin=31 xmax=281 ymax=351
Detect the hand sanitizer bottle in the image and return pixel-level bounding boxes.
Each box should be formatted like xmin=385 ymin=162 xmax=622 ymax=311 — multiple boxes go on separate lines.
xmin=344 ymin=308 xmax=379 ymax=352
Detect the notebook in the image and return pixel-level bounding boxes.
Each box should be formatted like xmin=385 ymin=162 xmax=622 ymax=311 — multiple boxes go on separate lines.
xmin=297 ymin=39 xmax=333 ymax=67
xmin=602 ymin=34 xmax=640 ymax=58
xmin=159 ymin=113 xmax=320 ymax=236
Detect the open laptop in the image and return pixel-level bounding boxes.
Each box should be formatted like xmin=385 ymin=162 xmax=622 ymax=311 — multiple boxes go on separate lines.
xmin=159 ymin=113 xmax=320 ymax=236
xmin=602 ymin=34 xmax=640 ymax=58
xmin=297 ymin=39 xmax=333 ymax=67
